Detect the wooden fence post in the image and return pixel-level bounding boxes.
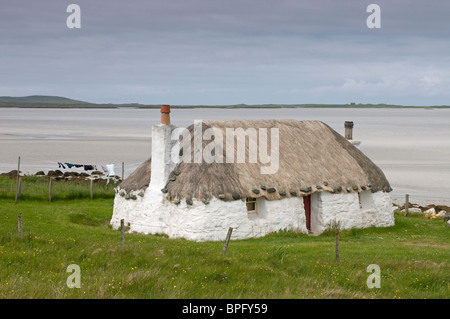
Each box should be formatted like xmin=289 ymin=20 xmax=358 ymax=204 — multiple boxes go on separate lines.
xmin=49 ymin=177 xmax=53 ymax=202
xmin=122 ymin=162 xmax=124 ymax=181
xmin=405 ymin=194 xmax=409 ymax=216
xmin=15 ymin=156 xmax=21 ymax=204
xmin=222 ymin=227 xmax=233 ymax=255
xmin=90 ymin=179 xmax=94 ymax=199
xmin=121 ymin=219 xmax=125 ymax=245
xmin=18 ymin=176 xmax=22 ymax=200
xmin=335 ymin=225 xmax=340 ymax=263
xmin=18 ymin=213 xmax=23 ymax=238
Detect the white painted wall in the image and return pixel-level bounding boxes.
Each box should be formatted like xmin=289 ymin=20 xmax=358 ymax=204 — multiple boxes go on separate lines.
xmin=372 ymin=191 xmax=396 ymax=227
xmin=111 ymin=189 xmax=308 ymax=241
xmin=309 ymin=190 xmax=394 ymax=233
xmin=111 ymin=188 xmax=393 ymax=241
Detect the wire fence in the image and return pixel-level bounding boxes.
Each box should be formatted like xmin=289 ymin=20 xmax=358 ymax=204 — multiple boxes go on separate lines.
xmin=0 ymin=156 xmax=146 ymax=202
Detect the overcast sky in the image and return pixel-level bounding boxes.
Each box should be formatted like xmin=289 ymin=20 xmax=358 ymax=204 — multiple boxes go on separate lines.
xmin=1 ymin=0 xmax=450 ymax=105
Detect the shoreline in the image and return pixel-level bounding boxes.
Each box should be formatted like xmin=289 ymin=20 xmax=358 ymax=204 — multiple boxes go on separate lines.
xmin=391 ymin=198 xmax=450 ymax=213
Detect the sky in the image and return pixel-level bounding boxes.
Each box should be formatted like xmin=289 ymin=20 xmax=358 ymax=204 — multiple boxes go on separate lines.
xmin=1 ymin=0 xmax=450 ymax=106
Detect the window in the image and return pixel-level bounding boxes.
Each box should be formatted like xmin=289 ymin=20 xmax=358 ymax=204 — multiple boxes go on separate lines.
xmin=246 ymin=197 xmax=257 ymax=213
xmin=358 ymin=191 xmax=375 ymax=212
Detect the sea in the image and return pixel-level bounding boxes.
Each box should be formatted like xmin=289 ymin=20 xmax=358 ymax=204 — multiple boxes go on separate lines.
xmin=1 ymin=107 xmax=449 ymax=206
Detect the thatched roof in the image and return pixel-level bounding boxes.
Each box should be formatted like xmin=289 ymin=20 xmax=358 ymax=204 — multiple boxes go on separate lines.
xmin=121 ymin=120 xmax=392 ymax=202
xmin=119 ymin=158 xmax=151 ymax=193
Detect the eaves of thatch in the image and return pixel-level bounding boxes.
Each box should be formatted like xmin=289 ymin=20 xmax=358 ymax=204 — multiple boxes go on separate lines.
xmin=118 ymin=158 xmax=151 ymax=193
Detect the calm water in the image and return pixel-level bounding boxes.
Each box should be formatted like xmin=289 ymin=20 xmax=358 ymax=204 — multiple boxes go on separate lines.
xmin=1 ymin=107 xmax=449 ymax=205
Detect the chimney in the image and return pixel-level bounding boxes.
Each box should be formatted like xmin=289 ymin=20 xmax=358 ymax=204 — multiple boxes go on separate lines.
xmin=161 ymin=104 xmax=171 ymax=125
xmin=149 ymin=105 xmax=178 ymax=190
xmin=344 ymin=121 xmax=361 ymax=147
xmin=344 ymin=121 xmax=354 ymax=140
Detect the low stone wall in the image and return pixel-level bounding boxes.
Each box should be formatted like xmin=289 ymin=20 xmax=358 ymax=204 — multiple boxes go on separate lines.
xmin=0 ymin=169 xmax=122 ymax=183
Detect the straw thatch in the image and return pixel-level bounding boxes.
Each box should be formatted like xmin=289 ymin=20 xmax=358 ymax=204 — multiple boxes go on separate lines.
xmin=119 ymin=158 xmax=151 ymax=193
xmin=121 ymin=120 xmax=392 ymax=202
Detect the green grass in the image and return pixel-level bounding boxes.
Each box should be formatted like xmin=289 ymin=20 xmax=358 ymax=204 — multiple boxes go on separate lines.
xmin=0 ymin=189 xmax=449 ymax=299
xmin=0 ymin=176 xmax=116 ymax=201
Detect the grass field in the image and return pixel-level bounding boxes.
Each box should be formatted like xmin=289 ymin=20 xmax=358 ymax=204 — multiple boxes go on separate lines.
xmin=0 ymin=175 xmax=116 ymax=201
xmin=0 ymin=177 xmax=449 ymax=299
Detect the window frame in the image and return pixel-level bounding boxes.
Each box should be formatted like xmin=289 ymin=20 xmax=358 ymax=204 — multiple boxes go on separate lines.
xmin=246 ymin=197 xmax=257 ymax=214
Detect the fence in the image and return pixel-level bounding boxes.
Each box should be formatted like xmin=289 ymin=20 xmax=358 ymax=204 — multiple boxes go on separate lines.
xmin=1 ymin=174 xmax=117 ymax=202
xmin=1 ymin=156 xmax=127 ymax=203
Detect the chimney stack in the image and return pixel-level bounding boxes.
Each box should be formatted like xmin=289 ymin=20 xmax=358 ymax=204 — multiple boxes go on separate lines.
xmin=149 ymin=105 xmax=177 ymax=190
xmin=344 ymin=121 xmax=361 ymax=147
xmin=161 ymin=105 xmax=171 ymax=125
xmin=344 ymin=121 xmax=354 ymax=140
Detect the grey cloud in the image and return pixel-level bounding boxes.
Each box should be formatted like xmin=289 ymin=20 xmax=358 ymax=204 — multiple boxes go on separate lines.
xmin=1 ymin=1 xmax=449 ymax=105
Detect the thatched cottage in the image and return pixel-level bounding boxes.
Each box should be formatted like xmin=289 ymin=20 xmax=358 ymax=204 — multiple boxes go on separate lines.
xmin=111 ymin=105 xmax=394 ymax=241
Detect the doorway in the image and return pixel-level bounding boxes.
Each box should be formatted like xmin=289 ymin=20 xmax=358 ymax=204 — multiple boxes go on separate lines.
xmin=303 ymin=195 xmax=311 ymax=232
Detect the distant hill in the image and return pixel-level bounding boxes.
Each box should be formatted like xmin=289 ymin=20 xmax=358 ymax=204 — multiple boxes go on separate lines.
xmin=0 ymin=95 xmax=89 ymax=104
xmin=0 ymin=95 xmax=448 ymax=109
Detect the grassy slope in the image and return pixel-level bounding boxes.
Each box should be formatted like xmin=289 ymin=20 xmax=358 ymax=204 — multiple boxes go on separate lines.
xmin=0 ymin=177 xmax=449 ymax=299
